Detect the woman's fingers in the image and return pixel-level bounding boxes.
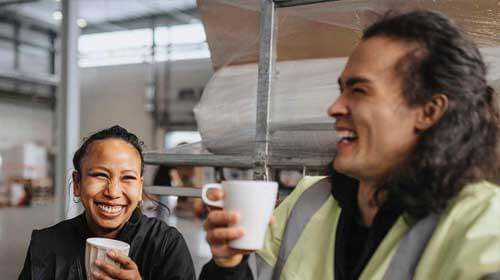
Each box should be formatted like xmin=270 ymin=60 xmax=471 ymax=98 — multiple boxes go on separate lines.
xmin=92 ymin=251 xmax=141 ymax=280
xmin=106 ymin=250 xmax=137 ymax=270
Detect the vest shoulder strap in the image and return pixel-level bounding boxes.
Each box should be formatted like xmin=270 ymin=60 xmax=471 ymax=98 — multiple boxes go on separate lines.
xmin=382 ymin=213 xmax=439 ymax=280
xmin=271 ymin=178 xmax=332 ymax=280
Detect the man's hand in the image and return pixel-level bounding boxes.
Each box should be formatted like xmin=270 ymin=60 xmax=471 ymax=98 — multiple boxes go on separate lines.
xmin=92 ymin=250 xmax=142 ymax=280
xmin=203 ymin=189 xmax=254 ymax=268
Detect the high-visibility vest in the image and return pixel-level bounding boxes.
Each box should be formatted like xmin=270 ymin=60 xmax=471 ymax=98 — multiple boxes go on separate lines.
xmin=251 ymin=176 xmax=500 ymax=280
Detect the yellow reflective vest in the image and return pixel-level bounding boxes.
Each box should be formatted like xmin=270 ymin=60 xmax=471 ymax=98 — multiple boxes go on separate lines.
xmin=257 ymin=176 xmax=500 ymax=280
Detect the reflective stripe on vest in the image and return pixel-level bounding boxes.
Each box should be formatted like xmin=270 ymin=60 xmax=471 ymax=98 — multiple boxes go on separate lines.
xmin=251 ymin=178 xmax=440 ymax=280
xmin=382 ymin=213 xmax=438 ymax=280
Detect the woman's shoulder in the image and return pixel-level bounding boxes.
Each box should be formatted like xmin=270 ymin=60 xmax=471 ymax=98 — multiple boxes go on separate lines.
xmin=136 ymin=213 xmax=183 ymax=240
xmin=130 ymin=213 xmax=190 ymax=260
xmin=31 ymin=214 xmax=82 ymax=243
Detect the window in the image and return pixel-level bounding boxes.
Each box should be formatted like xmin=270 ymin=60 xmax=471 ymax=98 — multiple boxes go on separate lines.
xmin=79 ymin=23 xmax=210 ymax=67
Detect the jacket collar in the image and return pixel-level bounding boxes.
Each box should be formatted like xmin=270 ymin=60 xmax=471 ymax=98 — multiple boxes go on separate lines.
xmin=74 ymin=208 xmax=143 ymax=243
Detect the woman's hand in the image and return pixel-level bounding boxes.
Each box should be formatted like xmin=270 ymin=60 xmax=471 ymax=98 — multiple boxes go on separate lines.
xmin=203 ymin=189 xmax=254 ymax=268
xmin=92 ymin=250 xmax=142 ymax=280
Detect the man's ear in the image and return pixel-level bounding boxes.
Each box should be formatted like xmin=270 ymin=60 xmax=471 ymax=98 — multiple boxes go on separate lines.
xmin=415 ymin=94 xmax=449 ymax=132
xmin=73 ymin=171 xmax=81 ymax=197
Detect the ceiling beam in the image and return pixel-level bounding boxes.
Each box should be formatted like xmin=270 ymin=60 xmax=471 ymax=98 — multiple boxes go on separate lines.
xmin=82 ymin=7 xmax=199 ymax=34
xmin=0 ymin=0 xmax=38 ymax=7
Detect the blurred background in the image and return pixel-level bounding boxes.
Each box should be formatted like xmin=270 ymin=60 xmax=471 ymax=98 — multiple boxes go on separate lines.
xmin=0 ymin=0 xmax=498 ymax=278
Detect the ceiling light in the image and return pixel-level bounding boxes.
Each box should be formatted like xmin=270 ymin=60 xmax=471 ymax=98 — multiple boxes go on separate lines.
xmin=77 ymin=18 xmax=87 ymax=28
xmin=52 ymin=11 xmax=62 ymax=21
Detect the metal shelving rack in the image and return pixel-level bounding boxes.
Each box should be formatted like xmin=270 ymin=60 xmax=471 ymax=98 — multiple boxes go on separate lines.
xmin=0 ymin=11 xmax=60 ymax=107
xmin=144 ymin=0 xmax=336 ymax=198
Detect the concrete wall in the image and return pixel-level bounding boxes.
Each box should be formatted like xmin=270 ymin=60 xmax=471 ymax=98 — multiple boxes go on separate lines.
xmin=79 ymin=58 xmax=213 ymax=149
xmin=0 ymin=102 xmax=53 ymax=150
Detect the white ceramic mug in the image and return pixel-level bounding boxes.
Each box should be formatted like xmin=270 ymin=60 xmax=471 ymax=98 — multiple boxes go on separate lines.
xmin=85 ymin=238 xmax=130 ymax=280
xmin=202 ymin=180 xmax=278 ymax=250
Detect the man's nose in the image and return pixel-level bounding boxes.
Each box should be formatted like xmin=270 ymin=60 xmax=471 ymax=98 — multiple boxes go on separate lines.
xmin=327 ymin=94 xmax=348 ymax=119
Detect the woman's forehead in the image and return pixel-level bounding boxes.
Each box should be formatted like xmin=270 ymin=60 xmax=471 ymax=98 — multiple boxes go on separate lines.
xmin=82 ymin=139 xmax=141 ymax=167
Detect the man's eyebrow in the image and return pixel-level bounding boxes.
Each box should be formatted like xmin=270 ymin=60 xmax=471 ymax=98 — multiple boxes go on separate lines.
xmin=338 ymin=76 xmax=371 ymax=88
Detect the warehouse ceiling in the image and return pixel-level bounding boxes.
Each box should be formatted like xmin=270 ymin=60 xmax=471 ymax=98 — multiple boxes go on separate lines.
xmin=0 ymin=0 xmax=199 ymax=32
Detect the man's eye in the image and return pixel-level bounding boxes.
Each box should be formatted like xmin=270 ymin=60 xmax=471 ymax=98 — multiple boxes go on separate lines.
xmin=352 ymin=88 xmax=365 ymax=94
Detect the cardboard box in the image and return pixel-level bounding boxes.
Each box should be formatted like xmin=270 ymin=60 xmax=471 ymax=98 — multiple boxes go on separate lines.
xmin=2 ymin=142 xmax=48 ymax=180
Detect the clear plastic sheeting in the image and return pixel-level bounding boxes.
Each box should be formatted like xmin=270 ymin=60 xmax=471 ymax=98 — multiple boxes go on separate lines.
xmin=198 ymin=0 xmax=500 ymax=69
xmin=194 ymin=57 xmax=345 ymax=156
xmin=195 ymin=0 xmax=500 ymax=157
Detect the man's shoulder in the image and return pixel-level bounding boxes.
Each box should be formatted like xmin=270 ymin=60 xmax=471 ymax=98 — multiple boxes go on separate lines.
xmin=294 ymin=176 xmax=328 ymax=195
xmin=438 ymin=181 xmax=500 ymax=238
xmin=450 ymin=181 xmax=500 ymax=213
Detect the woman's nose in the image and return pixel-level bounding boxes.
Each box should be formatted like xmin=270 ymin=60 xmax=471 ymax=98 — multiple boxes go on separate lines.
xmin=103 ymin=180 xmax=121 ymax=199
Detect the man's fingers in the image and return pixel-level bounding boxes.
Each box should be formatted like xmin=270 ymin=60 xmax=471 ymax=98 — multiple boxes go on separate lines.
xmin=210 ymin=243 xmax=254 ymax=258
xmin=206 ymin=188 xmax=224 ymax=201
xmin=206 ymin=227 xmax=244 ymax=245
xmin=204 ymin=210 xmax=240 ymax=230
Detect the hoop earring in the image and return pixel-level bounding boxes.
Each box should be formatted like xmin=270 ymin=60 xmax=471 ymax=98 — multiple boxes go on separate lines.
xmin=73 ymin=196 xmax=81 ymax=203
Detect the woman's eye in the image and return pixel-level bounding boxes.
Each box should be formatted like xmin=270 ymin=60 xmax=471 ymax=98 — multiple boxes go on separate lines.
xmin=122 ymin=176 xmax=137 ymax=181
xmin=91 ymin=173 xmax=108 ymax=179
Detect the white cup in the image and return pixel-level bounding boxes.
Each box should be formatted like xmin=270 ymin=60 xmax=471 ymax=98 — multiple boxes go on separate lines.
xmin=85 ymin=238 xmax=130 ymax=280
xmin=202 ymin=180 xmax=278 ymax=250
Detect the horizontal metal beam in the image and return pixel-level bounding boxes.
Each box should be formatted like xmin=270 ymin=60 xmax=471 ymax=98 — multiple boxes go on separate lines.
xmin=0 ymin=11 xmax=58 ymax=33
xmin=82 ymin=8 xmax=199 ymax=34
xmin=144 ymin=151 xmax=331 ymax=170
xmin=270 ymin=122 xmax=335 ymax=132
xmin=274 ymin=0 xmax=338 ymax=8
xmin=0 ymin=0 xmax=38 ymax=7
xmin=144 ymin=151 xmax=254 ymax=168
xmin=0 ymin=34 xmax=56 ymax=52
xmin=0 ymin=89 xmax=54 ymax=108
xmin=0 ymin=69 xmax=60 ymax=86
xmin=144 ymin=186 xmax=202 ymax=197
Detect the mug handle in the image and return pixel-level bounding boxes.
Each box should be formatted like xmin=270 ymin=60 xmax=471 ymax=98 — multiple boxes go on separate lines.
xmin=201 ymin=183 xmax=224 ymax=208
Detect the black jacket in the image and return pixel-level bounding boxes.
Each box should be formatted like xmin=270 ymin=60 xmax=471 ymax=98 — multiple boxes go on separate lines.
xmin=19 ymin=209 xmax=196 ymax=280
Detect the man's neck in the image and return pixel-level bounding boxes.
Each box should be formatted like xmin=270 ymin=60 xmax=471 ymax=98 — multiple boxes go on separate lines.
xmin=357 ymin=181 xmax=380 ymax=226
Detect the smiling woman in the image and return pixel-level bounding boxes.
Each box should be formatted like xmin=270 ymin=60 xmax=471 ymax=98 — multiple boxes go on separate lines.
xmin=18 ymin=126 xmax=196 ymax=280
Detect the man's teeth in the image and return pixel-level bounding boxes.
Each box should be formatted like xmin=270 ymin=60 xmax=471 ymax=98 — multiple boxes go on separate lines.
xmin=337 ymin=130 xmax=357 ymax=140
xmin=96 ymin=203 xmax=123 ymax=213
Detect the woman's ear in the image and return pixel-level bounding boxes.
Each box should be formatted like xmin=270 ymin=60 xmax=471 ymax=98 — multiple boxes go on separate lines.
xmin=73 ymin=171 xmax=81 ymax=197
xmin=415 ymin=94 xmax=449 ymax=132
xmin=139 ymin=176 xmax=144 ymax=199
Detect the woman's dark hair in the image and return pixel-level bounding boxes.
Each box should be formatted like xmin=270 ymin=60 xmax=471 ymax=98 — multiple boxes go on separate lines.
xmin=351 ymin=10 xmax=499 ymax=219
xmin=72 ymin=125 xmax=145 ymax=175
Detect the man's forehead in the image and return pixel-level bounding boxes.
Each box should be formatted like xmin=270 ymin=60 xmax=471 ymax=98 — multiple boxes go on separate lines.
xmin=342 ymin=37 xmax=416 ymax=77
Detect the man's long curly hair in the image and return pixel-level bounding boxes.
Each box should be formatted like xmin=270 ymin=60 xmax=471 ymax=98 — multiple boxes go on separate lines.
xmin=346 ymin=10 xmax=500 ymax=220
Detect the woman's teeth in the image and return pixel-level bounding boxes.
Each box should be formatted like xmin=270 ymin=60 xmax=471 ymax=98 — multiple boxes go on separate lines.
xmin=96 ymin=203 xmax=123 ymax=213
